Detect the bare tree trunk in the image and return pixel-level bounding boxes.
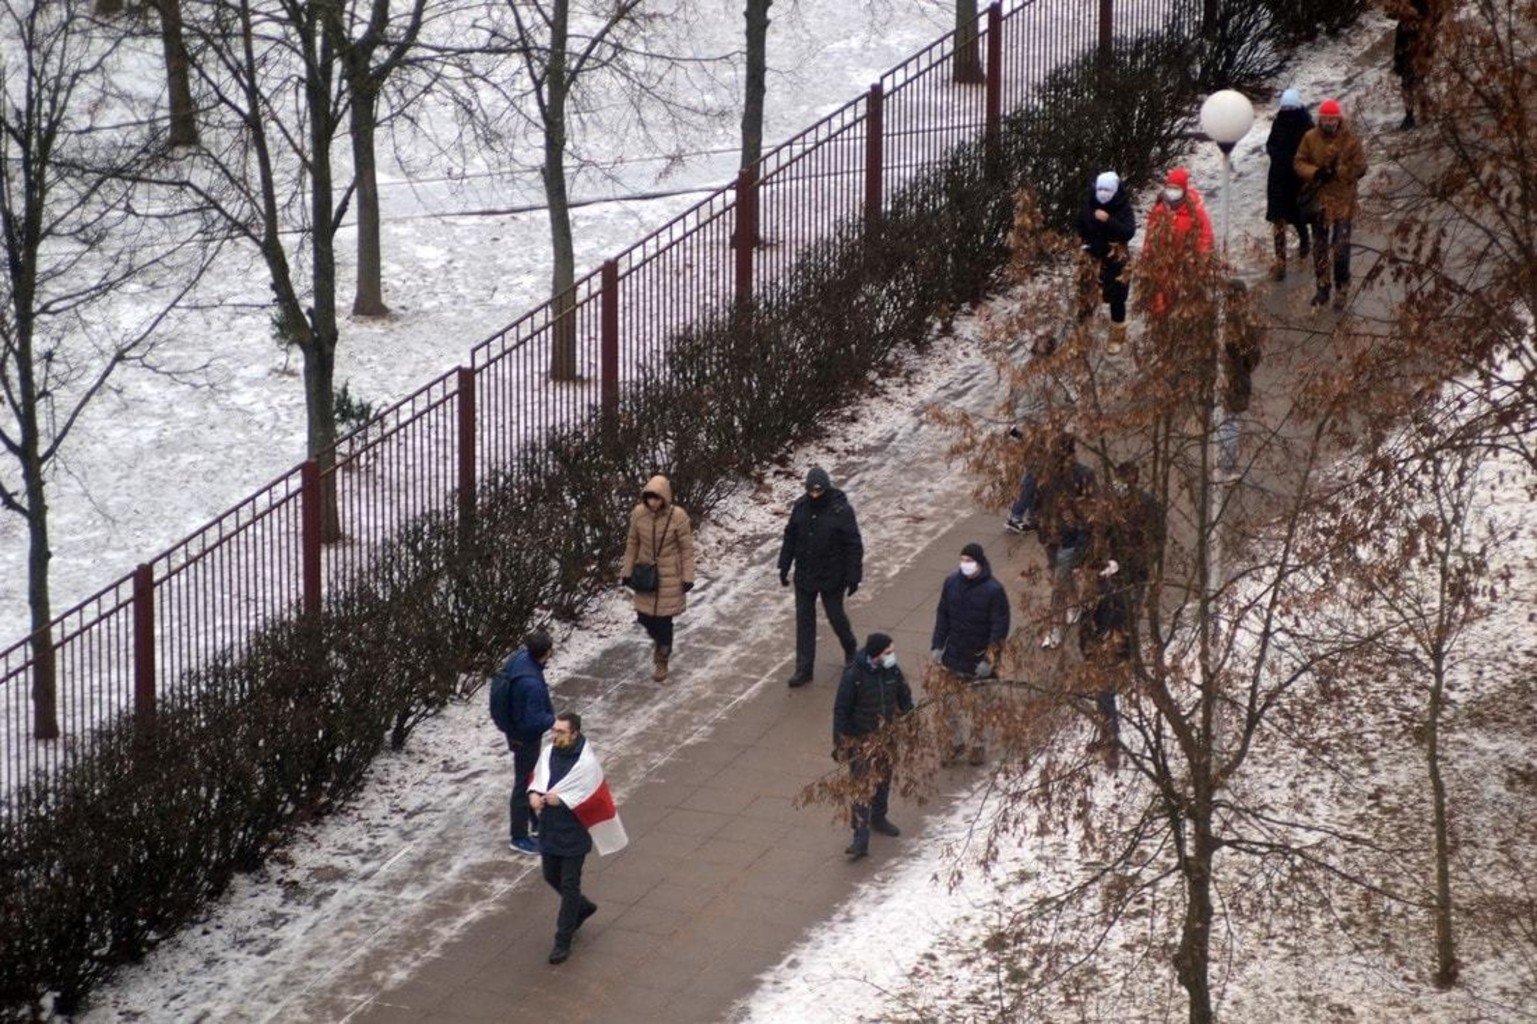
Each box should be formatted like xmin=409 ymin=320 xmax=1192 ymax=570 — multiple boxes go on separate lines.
xmin=1175 ymin=791 xmax=1217 ymax=1024
xmin=544 ymin=0 xmax=579 ymax=380
xmin=94 ymin=0 xmax=123 ymax=14
xmin=24 ymin=448 xmax=58 ymax=741
xmin=305 ymin=12 xmax=343 ymax=541
xmin=740 ymin=0 xmax=770 ymax=170
xmin=153 ymin=0 xmax=199 ymax=147
xmin=953 ymin=0 xmax=984 ymax=83
xmin=1427 ymin=654 xmax=1459 ymax=987
xmin=350 ymin=84 xmax=389 ymax=316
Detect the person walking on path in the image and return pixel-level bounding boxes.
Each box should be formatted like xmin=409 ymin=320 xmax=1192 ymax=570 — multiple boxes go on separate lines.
xmin=621 ymin=474 xmax=696 ymax=682
xmin=1141 ymin=167 xmax=1215 ymax=321
xmin=1294 ymin=98 xmax=1368 ymax=310
xmin=1104 ymin=460 xmax=1165 ymax=620
xmin=779 ymin=466 xmax=864 ymax=688
xmin=1035 ymin=434 xmax=1096 ymax=651
xmin=1217 ymin=280 xmax=1262 ymax=482
xmin=529 ymin=712 xmax=628 ymax=965
xmin=1074 ymin=170 xmax=1137 ymax=354
xmin=489 ymin=630 xmax=556 ymax=856
xmin=833 ymin=632 xmax=914 ymax=860
xmin=1265 ymin=89 xmax=1314 ymax=281
xmin=930 ymin=542 xmax=1010 ymax=765
xmin=1387 ymin=0 xmax=1440 ymax=130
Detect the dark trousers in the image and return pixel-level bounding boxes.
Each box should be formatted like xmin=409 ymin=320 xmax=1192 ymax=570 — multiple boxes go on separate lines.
xmin=1100 ymin=259 xmax=1129 ymax=323
xmin=1272 ymin=219 xmax=1309 ymax=260
xmin=794 ymin=585 xmax=857 ymax=675
xmin=1310 ymin=217 xmax=1352 ymax=288
xmin=1095 ymin=689 xmax=1121 ymax=742
xmin=541 ymin=853 xmax=594 ymax=944
xmin=637 ymin=612 xmax=674 ymax=649
xmin=508 ymin=742 xmax=539 ymax=841
xmin=1010 ymin=469 xmax=1038 ymax=520
xmin=849 ymin=754 xmax=891 ymax=850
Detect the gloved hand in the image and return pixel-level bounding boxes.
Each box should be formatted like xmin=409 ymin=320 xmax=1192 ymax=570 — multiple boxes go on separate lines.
xmin=779 ymin=572 xmax=790 ymax=588
xmin=930 ymin=648 xmax=944 ymax=664
xmin=1313 ymin=165 xmax=1334 ymax=185
xmin=975 ymin=658 xmax=993 ymax=680
xmin=1008 ymin=425 xmax=1024 ymax=440
xmin=682 ymin=580 xmax=695 ymax=593
xmin=620 ymin=576 xmax=632 ymax=588
xmin=846 ymin=582 xmax=859 ymax=597
xmin=1099 ymin=559 xmax=1120 ymax=578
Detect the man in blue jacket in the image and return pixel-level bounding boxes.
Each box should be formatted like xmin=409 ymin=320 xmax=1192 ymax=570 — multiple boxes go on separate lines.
xmin=931 ymin=542 xmax=1010 ymax=766
xmin=489 ymin=629 xmax=556 ymax=855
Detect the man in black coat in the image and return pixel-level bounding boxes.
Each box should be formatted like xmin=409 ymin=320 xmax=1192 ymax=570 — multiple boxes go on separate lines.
xmin=528 ymin=712 xmax=599 ymax=964
xmin=1265 ymin=89 xmax=1313 ymax=280
xmin=930 ymin=542 xmax=1011 ymax=765
xmin=1075 ymin=170 xmax=1137 ymax=353
xmin=779 ymin=466 xmax=864 ymax=687
xmin=834 ymin=632 xmax=914 ymax=860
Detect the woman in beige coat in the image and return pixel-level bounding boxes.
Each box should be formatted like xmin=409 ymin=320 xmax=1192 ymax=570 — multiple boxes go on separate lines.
xmin=621 ymin=475 xmax=695 ymax=681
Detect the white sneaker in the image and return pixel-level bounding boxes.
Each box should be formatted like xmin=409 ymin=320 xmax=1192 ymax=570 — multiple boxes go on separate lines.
xmin=1040 ymin=627 xmax=1064 ymax=650
xmin=1066 ymin=606 xmax=1082 ymax=625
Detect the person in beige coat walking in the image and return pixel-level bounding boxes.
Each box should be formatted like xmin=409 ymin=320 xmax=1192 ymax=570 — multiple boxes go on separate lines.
xmin=621 ymin=475 xmax=696 ymax=681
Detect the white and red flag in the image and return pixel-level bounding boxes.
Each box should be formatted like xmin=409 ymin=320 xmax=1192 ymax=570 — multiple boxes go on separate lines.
xmin=533 ymin=741 xmax=629 ymax=855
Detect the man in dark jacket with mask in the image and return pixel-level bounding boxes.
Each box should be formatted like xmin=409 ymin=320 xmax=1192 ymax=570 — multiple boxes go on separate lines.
xmin=931 ymin=542 xmax=1011 ymax=765
xmin=1074 ymin=170 xmax=1137 ymax=354
xmin=834 ymin=632 xmax=914 ymax=860
xmin=488 ymin=629 xmax=556 ymax=855
xmin=779 ymin=466 xmax=864 ymax=687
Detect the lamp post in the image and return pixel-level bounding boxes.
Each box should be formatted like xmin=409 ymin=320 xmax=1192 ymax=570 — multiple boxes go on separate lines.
xmin=1199 ymin=90 xmax=1255 ymax=261
xmin=1195 ymin=90 xmax=1254 ymax=653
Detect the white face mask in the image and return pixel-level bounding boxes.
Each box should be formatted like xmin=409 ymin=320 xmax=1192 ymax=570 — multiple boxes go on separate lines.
xmin=1162 ymin=186 xmax=1185 ymax=204
xmin=1095 ymin=187 xmax=1116 ymax=204
xmin=959 ymin=559 xmax=979 ymax=577
xmin=880 ymin=652 xmax=897 ymax=669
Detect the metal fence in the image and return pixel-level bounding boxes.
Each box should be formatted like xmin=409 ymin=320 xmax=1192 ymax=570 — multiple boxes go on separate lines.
xmin=0 ymin=0 xmax=1196 ymax=819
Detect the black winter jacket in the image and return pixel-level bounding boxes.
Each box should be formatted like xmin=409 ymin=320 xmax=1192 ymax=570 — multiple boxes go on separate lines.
xmin=488 ymin=648 xmax=555 ymax=749
xmin=834 ymin=653 xmax=914 ymax=741
xmin=778 ymin=488 xmax=864 ymax=592
xmin=532 ymin=738 xmax=593 ymax=857
xmin=931 ymin=558 xmax=1010 ymax=675
xmin=1074 ymin=186 xmax=1137 ymax=266
xmin=1265 ymin=107 xmax=1314 ymax=224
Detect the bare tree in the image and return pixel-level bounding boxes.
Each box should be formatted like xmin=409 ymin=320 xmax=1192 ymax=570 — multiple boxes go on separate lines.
xmin=478 ymin=0 xmax=708 ymax=380
xmin=322 ymin=0 xmax=429 ymax=317
xmin=952 ymin=0 xmax=983 ymax=83
xmin=159 ymin=0 xmax=357 ymax=538
xmin=1 ymin=0 xmax=210 ymax=737
xmin=151 ymin=0 xmax=200 ymax=147
xmin=740 ymin=0 xmax=769 ymax=170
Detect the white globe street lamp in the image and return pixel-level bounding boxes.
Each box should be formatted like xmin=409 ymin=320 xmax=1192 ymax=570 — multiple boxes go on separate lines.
xmin=1199 ymin=89 xmax=1255 ymax=259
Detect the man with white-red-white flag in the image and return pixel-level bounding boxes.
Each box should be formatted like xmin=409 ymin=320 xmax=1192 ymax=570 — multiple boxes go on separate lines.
xmin=529 ymin=711 xmax=628 ymax=964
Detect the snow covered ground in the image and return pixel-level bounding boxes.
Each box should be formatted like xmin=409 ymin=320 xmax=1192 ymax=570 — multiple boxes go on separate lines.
xmin=0 ymin=0 xmax=963 ymax=646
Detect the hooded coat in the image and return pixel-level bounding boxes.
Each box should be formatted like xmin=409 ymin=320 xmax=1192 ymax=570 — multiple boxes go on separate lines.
xmin=833 ymin=652 xmax=914 ymax=742
xmin=930 ymin=553 xmax=1010 ymax=676
xmin=1294 ymin=121 xmax=1368 ymax=220
xmin=1144 ymin=168 xmax=1215 ymax=257
xmin=622 ymin=475 xmax=696 ymax=618
xmin=777 ymin=470 xmax=864 ymax=593
xmin=1265 ymin=106 xmax=1314 ymax=224
xmin=1074 ymin=184 xmax=1137 ymax=265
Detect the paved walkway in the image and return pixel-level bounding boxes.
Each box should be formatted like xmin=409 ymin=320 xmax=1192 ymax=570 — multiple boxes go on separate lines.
xmin=311 ymin=505 xmax=1036 ymax=1024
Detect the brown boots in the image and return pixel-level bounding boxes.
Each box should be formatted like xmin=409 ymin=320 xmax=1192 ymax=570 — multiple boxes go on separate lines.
xmin=652 ymin=644 xmax=671 ymax=682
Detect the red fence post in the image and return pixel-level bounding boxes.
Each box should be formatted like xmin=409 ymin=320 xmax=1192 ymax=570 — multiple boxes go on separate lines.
xmin=133 ymin=563 xmax=155 ymax=721
xmin=600 ymin=259 xmax=619 ymax=422
xmin=457 ymin=366 xmax=476 ymax=531
xmin=865 ymin=83 xmax=884 ymax=232
xmin=985 ymin=3 xmax=1003 ymax=169
xmin=300 ymin=460 xmax=322 ymax=620
xmin=734 ymin=167 xmax=757 ymax=305
xmin=1098 ymin=0 xmax=1113 ymax=61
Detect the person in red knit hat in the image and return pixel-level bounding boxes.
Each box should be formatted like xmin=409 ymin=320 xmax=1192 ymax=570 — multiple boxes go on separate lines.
xmin=1293 ymin=97 xmax=1369 ymax=310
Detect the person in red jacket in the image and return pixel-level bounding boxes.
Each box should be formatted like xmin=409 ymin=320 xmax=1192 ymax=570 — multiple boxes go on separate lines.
xmin=1141 ymin=167 xmax=1214 ymax=318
